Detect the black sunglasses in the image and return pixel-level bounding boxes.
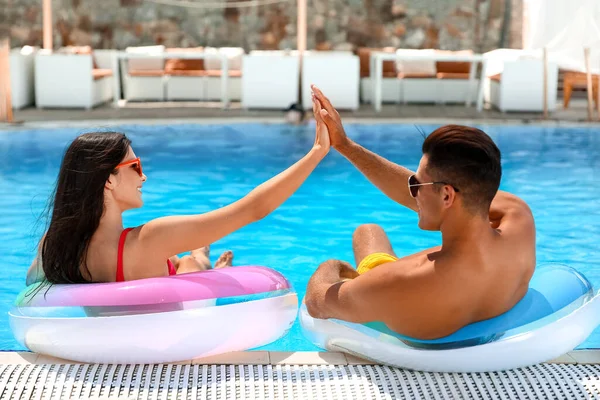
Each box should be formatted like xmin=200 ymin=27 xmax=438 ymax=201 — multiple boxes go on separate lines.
xmin=408 ymin=174 xmax=459 ymax=198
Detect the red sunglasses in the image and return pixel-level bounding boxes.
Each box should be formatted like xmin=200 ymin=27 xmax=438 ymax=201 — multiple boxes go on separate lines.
xmin=115 ymin=157 xmax=143 ymax=177
xmin=408 ymin=174 xmax=459 ymax=198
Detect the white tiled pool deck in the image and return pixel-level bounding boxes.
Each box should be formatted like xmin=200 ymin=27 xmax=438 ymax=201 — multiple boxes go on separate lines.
xmin=1 ymin=351 xmax=600 ymax=399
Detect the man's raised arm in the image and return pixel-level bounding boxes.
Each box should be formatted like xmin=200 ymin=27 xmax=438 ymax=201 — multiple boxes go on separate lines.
xmin=312 ymin=85 xmax=418 ymax=212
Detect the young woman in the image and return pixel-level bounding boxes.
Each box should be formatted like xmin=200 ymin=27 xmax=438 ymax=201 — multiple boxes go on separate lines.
xmin=27 ymin=94 xmax=330 ymax=284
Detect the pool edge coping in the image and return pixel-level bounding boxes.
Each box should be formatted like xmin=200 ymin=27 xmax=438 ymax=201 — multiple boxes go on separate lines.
xmin=0 ymin=350 xmax=596 ymax=366
xmin=2 ymin=117 xmax=600 ymax=132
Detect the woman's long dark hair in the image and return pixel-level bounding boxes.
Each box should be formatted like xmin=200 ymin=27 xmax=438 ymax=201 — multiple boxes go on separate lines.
xmin=41 ymin=132 xmax=131 ymax=284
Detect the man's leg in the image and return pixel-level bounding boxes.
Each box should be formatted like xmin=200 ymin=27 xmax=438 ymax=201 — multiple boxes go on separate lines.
xmin=352 ymin=223 xmax=398 ymax=268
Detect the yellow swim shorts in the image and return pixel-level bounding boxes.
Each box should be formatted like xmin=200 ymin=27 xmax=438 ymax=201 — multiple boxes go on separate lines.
xmin=357 ymin=252 xmax=399 ymax=275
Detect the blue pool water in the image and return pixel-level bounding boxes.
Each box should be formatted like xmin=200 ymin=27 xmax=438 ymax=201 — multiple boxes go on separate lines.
xmin=1 ymin=123 xmax=599 ymax=351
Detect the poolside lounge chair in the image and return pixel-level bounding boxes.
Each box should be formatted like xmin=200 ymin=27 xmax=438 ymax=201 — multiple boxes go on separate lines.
xmin=360 ymin=48 xmax=479 ymax=105
xmin=358 ymin=47 xmax=400 ymax=104
xmin=123 ymin=45 xmax=166 ymax=101
xmin=483 ymin=49 xmax=558 ymax=112
xmin=301 ymin=50 xmax=360 ymax=110
xmin=165 ymin=47 xmax=243 ymax=102
xmin=35 ymin=46 xmax=115 ymax=109
xmin=396 ymin=49 xmax=439 ymax=104
xmin=241 ymin=50 xmax=300 ymax=110
xmin=122 ymin=46 xmax=242 ymax=103
xmin=435 ymin=50 xmax=479 ymax=104
xmin=163 ymin=47 xmax=205 ymax=101
xmin=9 ymin=46 xmax=36 ymax=109
xmin=202 ymin=47 xmax=243 ymax=102
xmin=562 ymin=70 xmax=599 ymax=108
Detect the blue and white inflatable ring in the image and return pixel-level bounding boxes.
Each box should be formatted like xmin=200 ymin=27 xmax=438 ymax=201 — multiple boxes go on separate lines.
xmin=301 ymin=263 xmax=600 ymax=372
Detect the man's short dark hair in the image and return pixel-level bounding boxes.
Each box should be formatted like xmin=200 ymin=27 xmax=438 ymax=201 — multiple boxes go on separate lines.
xmin=422 ymin=125 xmax=501 ymax=214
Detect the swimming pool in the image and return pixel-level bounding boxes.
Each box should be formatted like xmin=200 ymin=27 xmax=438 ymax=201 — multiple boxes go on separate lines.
xmin=1 ymin=123 xmax=599 ymax=352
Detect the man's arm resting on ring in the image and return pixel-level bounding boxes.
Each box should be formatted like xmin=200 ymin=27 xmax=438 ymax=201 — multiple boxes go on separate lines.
xmin=305 ymin=261 xmax=418 ymax=325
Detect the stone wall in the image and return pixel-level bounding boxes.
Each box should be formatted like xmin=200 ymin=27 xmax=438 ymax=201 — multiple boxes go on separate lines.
xmin=0 ymin=0 xmax=522 ymax=51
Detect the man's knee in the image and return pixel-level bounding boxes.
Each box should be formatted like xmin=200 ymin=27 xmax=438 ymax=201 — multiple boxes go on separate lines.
xmin=352 ymin=223 xmax=385 ymax=242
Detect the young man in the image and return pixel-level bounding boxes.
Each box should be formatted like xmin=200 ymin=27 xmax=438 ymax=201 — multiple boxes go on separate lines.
xmin=305 ymin=86 xmax=536 ymax=339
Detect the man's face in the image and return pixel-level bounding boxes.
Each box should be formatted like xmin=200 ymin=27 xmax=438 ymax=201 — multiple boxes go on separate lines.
xmin=413 ymin=155 xmax=445 ymax=231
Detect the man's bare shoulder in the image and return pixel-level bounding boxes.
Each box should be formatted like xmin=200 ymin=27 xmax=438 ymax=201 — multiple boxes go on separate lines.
xmin=490 ymin=191 xmax=535 ymax=236
xmin=503 ymin=193 xmax=534 ymax=219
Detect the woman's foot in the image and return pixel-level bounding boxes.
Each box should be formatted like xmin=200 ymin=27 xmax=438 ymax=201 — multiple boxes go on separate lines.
xmin=214 ymin=250 xmax=234 ymax=269
xmin=191 ymin=246 xmax=211 ymax=270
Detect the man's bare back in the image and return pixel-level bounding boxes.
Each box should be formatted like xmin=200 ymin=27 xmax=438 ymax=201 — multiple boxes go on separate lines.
xmin=348 ymin=190 xmax=535 ymax=339
xmin=304 ymin=85 xmax=536 ymax=340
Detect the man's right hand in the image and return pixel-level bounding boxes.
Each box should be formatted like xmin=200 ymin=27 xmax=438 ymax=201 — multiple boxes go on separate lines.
xmin=311 ymin=84 xmax=417 ymax=211
xmin=311 ymin=84 xmax=350 ymax=150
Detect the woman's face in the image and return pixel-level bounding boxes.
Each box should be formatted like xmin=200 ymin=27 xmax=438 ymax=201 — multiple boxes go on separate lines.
xmin=110 ymin=146 xmax=147 ymax=210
